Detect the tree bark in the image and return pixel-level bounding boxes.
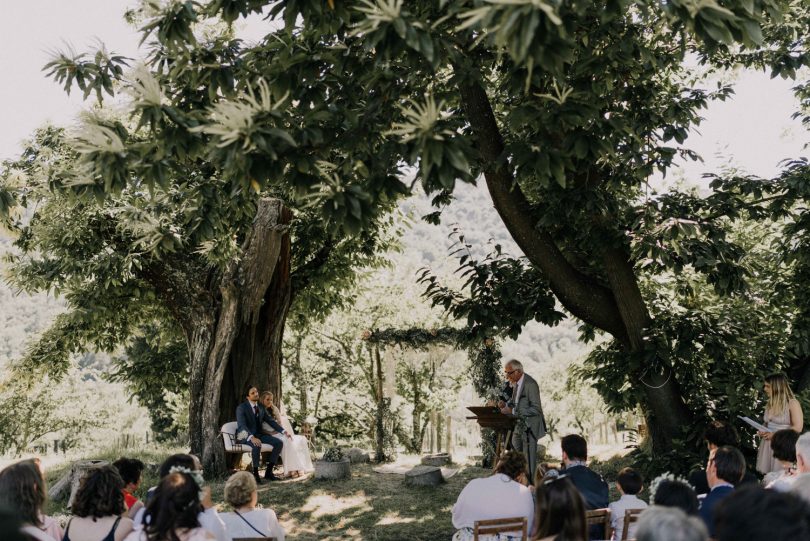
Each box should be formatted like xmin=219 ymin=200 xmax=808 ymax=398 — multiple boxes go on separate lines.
xmin=601 ymin=247 xmax=692 ymax=448
xmin=456 ymin=72 xmax=694 ymax=451
xmin=149 ymin=198 xmax=292 ymax=474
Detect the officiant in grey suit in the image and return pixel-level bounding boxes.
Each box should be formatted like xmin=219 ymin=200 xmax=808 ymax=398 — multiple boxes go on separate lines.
xmin=498 ymin=359 xmax=546 ymax=481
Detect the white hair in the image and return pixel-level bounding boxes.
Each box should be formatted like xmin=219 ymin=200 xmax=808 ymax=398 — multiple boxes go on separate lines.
xmin=505 ymin=359 xmax=523 ymax=371
xmin=796 ymin=432 xmax=810 ymax=464
xmin=791 ymin=473 xmax=810 ymax=506
xmin=636 ymin=506 xmax=708 ymax=541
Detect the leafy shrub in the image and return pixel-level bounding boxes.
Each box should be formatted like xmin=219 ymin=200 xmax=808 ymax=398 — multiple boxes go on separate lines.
xmin=321 ymin=447 xmax=345 ymax=462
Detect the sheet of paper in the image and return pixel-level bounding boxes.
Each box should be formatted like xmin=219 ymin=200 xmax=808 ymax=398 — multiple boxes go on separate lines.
xmin=738 ymin=415 xmax=773 ymax=433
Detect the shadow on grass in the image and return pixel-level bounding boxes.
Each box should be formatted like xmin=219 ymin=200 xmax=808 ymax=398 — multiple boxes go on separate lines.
xmin=249 ymin=463 xmax=488 ymax=541
xmin=43 ymin=451 xmax=489 ymax=540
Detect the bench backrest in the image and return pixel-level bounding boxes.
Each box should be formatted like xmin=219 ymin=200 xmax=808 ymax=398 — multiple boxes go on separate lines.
xmin=220 ymin=421 xmax=240 ymax=451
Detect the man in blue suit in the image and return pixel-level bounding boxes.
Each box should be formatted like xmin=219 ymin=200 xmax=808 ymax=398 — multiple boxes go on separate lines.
xmin=236 ymin=385 xmax=291 ymax=482
xmin=699 ymin=445 xmax=745 ymax=537
xmin=560 ymin=434 xmax=609 ymax=540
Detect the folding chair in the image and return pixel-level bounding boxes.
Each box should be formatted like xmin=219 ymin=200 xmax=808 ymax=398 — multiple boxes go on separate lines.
xmin=473 ymin=516 xmax=528 ymax=540
xmin=622 ymin=508 xmax=645 ymax=540
xmin=586 ymin=508 xmax=612 ymax=540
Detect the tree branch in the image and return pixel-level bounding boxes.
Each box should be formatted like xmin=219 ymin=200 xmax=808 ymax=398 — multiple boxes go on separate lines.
xmin=456 ymin=74 xmax=629 ymax=342
xmin=290 ymin=240 xmax=334 ymax=302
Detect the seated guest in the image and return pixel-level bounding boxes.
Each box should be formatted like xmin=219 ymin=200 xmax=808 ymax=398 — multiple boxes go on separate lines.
xmin=635 ymin=506 xmax=708 ymax=541
xmin=451 ymin=451 xmax=534 ymax=541
xmin=220 ymin=471 xmax=285 ymax=540
xmin=0 ymin=507 xmax=40 ymax=541
xmin=559 ymin=434 xmax=608 ymax=509
xmin=0 ymin=459 xmax=63 ymax=541
xmin=135 ymin=454 xmax=227 ymax=541
xmin=62 ymin=465 xmax=134 ymax=541
xmin=714 ymin=485 xmax=810 ymax=541
xmin=763 ymin=429 xmax=799 ymax=490
xmin=699 ymin=446 xmax=745 ymax=537
xmin=113 ymin=458 xmax=146 ymax=519
xmin=533 ymin=463 xmax=555 ymax=488
xmin=532 ymin=472 xmax=587 ymax=541
xmin=609 ymin=467 xmax=647 ymax=541
xmin=651 ymin=478 xmax=699 ymax=515
xmin=124 ymin=472 xmax=214 ymax=541
xmin=560 ymin=434 xmax=608 ymax=540
xmin=794 ymin=431 xmax=810 ymax=474
xmin=688 ymin=420 xmax=756 ymax=495
xmin=790 ymin=472 xmax=810 ymax=505
xmin=260 ymin=391 xmax=314 ymax=477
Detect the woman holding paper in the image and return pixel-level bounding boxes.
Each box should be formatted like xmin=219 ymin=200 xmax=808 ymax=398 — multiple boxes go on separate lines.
xmin=756 ymin=373 xmax=803 ymax=474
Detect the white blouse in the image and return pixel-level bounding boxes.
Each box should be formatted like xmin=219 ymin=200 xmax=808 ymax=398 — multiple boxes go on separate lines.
xmin=220 ymin=509 xmax=285 ymax=541
xmin=451 ymin=473 xmax=534 ymax=531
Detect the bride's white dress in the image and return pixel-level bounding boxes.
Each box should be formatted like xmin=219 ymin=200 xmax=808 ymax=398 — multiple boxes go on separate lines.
xmin=263 ymin=403 xmax=314 ymax=475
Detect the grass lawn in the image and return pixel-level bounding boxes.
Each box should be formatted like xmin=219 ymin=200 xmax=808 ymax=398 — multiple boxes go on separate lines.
xmin=43 ymin=450 xmax=489 ymax=540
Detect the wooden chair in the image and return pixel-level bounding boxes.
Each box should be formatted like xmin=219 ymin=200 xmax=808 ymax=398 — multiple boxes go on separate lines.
xmin=621 ymin=508 xmax=645 ymax=540
xmin=473 ymin=516 xmax=528 ymax=540
xmin=586 ymin=508 xmax=612 ymax=540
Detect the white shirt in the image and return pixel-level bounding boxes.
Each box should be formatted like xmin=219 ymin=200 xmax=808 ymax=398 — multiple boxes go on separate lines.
xmin=199 ymin=507 xmax=229 ymax=541
xmin=220 ymin=509 xmax=285 ymax=541
xmin=512 ymin=374 xmax=525 ymax=408
xmin=452 ymin=473 xmax=534 ymax=531
xmin=608 ymin=494 xmax=647 ymax=541
xmin=21 ymin=526 xmax=57 ymax=541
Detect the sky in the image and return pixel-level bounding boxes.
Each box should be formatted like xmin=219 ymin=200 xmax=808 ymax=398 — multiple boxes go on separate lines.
xmin=0 ymin=1 xmax=806 ymax=181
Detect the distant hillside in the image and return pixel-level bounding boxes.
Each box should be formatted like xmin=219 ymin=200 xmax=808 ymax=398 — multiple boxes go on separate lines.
xmin=395 ymin=181 xmax=593 ymax=370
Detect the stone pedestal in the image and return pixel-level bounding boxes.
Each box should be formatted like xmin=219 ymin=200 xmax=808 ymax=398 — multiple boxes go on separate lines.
xmin=405 ymin=465 xmax=444 ymax=486
xmin=343 ymin=447 xmax=370 ymax=464
xmin=421 ymin=453 xmax=452 ymax=467
xmin=314 ymin=459 xmax=351 ymax=480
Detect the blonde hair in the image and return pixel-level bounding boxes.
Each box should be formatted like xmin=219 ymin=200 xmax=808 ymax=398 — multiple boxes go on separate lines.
xmin=766 ymin=374 xmax=795 ymax=417
xmin=260 ymin=390 xmax=281 ymax=422
xmin=224 ymin=471 xmax=256 ymax=508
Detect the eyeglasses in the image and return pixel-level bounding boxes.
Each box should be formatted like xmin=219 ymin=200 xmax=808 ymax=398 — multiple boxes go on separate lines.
xmin=505 ymin=369 xmax=517 ymax=376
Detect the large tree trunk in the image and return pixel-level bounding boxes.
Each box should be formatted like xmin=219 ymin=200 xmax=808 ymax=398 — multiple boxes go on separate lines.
xmin=456 ymin=72 xmax=694 ymax=452
xmin=177 ymin=198 xmax=291 ymax=474
xmin=601 ymin=247 xmax=692 ymax=451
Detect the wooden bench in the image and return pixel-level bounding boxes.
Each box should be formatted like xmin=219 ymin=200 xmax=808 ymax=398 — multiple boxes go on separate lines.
xmin=220 ymin=422 xmax=275 ymax=469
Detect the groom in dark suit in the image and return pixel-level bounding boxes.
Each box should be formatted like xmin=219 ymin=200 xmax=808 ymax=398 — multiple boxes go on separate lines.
xmin=236 ymin=385 xmax=291 ymax=482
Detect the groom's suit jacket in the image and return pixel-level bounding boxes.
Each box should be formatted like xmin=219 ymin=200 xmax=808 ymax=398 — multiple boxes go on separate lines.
xmin=236 ymin=401 xmax=284 ymax=439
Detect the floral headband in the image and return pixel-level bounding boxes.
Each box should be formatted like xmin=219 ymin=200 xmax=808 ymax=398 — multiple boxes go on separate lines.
xmin=168 ymin=465 xmax=206 ymax=503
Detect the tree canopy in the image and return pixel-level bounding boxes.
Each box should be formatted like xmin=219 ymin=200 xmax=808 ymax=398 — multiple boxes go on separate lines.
xmin=1 ymin=0 xmax=809 ymax=468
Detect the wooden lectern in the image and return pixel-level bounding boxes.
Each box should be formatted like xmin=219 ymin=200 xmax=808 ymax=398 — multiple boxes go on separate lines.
xmin=467 ymin=406 xmax=518 ymax=461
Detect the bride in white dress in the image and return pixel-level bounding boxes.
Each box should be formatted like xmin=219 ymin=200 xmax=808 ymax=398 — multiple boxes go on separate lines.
xmin=260 ymin=391 xmax=314 ymax=477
